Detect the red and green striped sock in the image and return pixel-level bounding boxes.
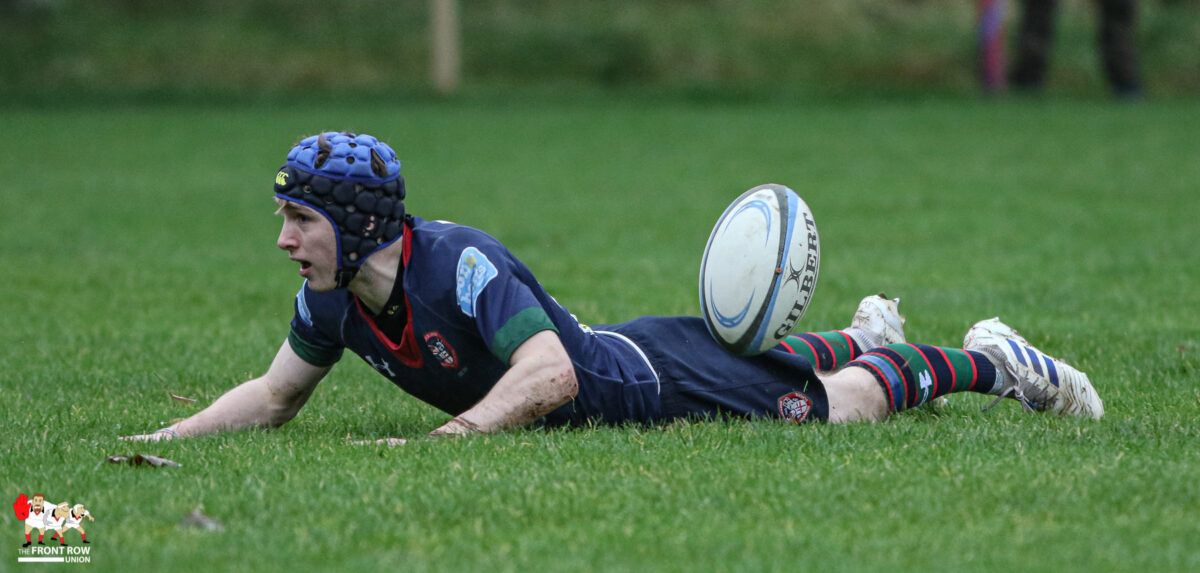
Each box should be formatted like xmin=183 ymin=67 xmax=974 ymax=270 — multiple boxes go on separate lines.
xmin=780 ymin=331 xmax=863 ymax=372
xmin=847 ymin=344 xmax=1001 ymax=412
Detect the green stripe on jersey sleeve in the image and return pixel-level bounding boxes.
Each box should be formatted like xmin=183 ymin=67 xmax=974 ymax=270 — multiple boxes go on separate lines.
xmin=288 ymin=329 xmax=344 ymax=367
xmin=491 ymin=307 xmax=559 ymax=364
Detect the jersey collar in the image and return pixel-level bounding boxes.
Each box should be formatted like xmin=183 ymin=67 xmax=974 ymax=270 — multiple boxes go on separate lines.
xmin=353 ymin=223 xmax=423 ymax=369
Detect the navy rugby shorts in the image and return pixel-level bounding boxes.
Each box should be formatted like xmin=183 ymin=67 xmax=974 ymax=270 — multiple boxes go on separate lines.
xmin=610 ymin=316 xmax=828 ymax=424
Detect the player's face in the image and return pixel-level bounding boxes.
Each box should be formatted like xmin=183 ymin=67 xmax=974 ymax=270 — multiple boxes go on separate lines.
xmin=276 ymin=200 xmax=339 ymax=291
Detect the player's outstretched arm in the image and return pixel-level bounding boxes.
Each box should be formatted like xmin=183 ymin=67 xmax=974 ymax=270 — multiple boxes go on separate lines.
xmin=120 ymin=341 xmax=331 ymax=441
xmin=432 ymin=330 xmax=578 ymax=436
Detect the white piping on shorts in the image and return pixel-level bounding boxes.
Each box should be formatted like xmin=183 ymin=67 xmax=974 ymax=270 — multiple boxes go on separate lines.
xmin=595 ymin=330 xmax=661 ymax=394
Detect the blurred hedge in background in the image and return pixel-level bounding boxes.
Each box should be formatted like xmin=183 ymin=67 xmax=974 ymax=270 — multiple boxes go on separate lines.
xmin=2 ymin=0 xmax=1197 ymax=100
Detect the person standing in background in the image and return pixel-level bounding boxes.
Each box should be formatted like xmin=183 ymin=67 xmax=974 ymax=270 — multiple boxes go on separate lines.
xmin=1010 ymin=0 xmax=1144 ymax=97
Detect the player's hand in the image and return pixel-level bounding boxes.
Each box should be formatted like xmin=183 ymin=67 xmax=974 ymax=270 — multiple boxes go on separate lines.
xmin=429 ymin=416 xmax=481 ymax=437
xmin=349 ymin=437 xmax=407 ymax=447
xmin=119 ymin=428 xmax=178 ymax=442
xmin=119 ymin=433 xmax=169 ymax=442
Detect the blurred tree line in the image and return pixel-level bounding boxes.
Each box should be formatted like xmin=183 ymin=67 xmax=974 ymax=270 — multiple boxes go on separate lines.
xmin=2 ymin=0 xmax=1197 ymax=101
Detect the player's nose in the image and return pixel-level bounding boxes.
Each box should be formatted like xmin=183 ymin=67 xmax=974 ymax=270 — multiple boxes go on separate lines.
xmin=277 ymin=223 xmax=299 ymax=251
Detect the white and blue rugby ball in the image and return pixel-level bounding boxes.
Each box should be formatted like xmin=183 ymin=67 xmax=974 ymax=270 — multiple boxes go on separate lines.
xmin=699 ymin=183 xmax=820 ymax=356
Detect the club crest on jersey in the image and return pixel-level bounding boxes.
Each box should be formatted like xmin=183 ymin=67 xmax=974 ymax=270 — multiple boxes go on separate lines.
xmin=456 ymin=247 xmax=498 ymax=317
xmin=777 ymin=391 xmax=812 ymax=424
xmin=424 ymin=332 xmax=458 ymax=368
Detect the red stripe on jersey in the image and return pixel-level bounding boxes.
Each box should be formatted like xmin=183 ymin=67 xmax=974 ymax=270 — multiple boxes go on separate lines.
xmin=354 ymin=225 xmax=423 ymax=369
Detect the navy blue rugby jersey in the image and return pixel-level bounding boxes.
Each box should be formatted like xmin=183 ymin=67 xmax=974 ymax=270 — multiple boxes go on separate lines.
xmin=287 ymin=216 xmax=662 ymax=425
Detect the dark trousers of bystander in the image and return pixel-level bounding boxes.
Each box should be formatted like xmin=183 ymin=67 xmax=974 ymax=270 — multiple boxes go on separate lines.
xmin=1010 ymin=0 xmax=1143 ymax=96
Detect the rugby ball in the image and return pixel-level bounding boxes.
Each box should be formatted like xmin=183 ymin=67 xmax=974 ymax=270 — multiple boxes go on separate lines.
xmin=699 ymin=183 xmax=820 ymax=356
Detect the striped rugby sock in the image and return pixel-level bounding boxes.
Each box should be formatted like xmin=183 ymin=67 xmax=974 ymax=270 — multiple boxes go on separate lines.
xmin=847 ymin=344 xmax=1001 ymax=413
xmin=780 ymin=331 xmax=862 ymax=372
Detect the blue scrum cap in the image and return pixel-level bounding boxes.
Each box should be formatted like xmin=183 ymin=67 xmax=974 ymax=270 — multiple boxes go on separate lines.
xmin=274 ymin=132 xmax=408 ymax=288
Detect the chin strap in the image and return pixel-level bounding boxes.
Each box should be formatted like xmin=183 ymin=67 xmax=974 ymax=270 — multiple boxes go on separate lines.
xmin=333 ymin=216 xmax=412 ymax=290
xmin=334 ymin=267 xmax=360 ymax=289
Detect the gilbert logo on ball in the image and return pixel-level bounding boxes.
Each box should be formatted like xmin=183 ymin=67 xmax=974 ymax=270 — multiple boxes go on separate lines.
xmin=699 ymin=183 xmax=820 ymax=356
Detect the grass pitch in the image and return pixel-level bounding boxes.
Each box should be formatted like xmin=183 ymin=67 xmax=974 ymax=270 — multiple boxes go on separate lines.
xmin=1 ymin=96 xmax=1198 ymax=572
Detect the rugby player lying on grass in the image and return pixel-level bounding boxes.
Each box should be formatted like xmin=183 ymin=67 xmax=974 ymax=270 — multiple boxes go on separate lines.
xmin=122 ymin=132 xmax=1103 ymax=445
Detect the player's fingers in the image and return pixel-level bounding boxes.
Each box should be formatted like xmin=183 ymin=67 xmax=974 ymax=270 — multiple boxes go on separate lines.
xmin=119 ymin=433 xmax=161 ymax=442
xmin=348 ymin=438 xmax=407 ymax=447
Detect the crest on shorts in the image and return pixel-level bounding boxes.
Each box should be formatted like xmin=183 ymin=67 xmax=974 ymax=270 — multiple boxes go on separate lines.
xmin=777 ymin=391 xmax=812 ymax=424
xmin=423 ymin=332 xmax=458 ymax=369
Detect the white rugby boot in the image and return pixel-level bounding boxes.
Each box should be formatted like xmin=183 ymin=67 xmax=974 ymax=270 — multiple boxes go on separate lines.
xmin=845 ymin=293 xmax=906 ymax=351
xmin=845 ymin=294 xmax=946 ymax=408
xmin=964 ymin=317 xmax=1104 ymax=420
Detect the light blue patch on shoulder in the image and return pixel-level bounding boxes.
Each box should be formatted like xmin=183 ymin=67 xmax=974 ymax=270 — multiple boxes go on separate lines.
xmin=296 ymin=281 xmax=313 ymax=326
xmin=456 ymin=247 xmax=498 ymax=317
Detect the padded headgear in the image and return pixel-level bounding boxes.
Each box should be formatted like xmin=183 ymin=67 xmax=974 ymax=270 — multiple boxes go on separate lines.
xmin=274 ymin=132 xmax=407 ymax=288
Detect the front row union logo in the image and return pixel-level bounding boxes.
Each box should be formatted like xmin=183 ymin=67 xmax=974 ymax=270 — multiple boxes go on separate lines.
xmin=15 ymin=493 xmax=96 ymax=564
